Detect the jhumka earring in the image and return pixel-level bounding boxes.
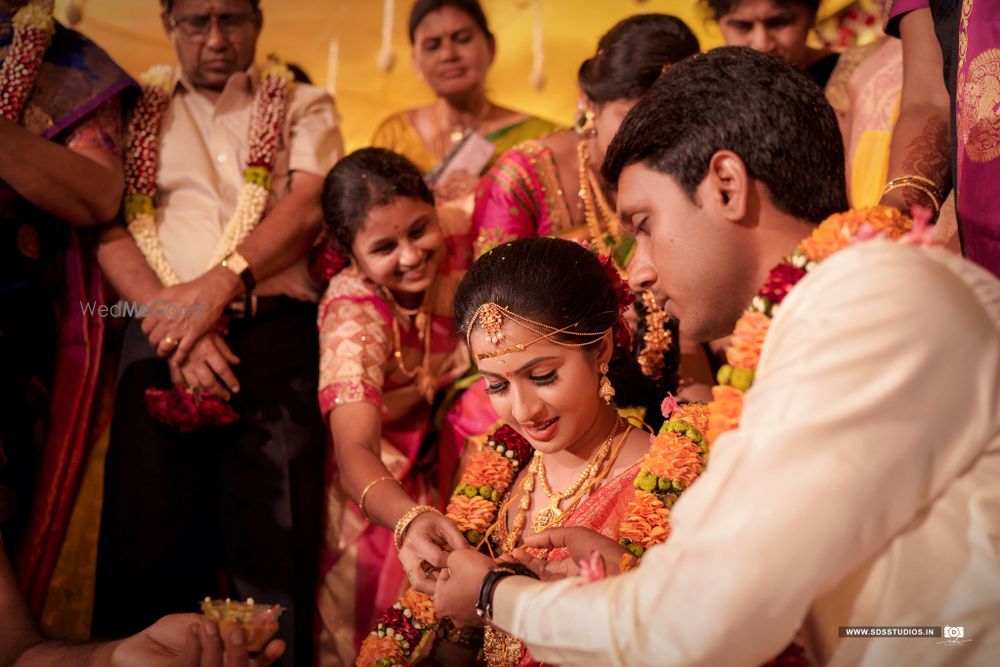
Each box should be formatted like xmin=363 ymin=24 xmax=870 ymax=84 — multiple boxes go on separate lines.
xmin=575 ymin=101 xmax=596 ymax=137
xmin=598 ymin=362 xmax=615 ymax=404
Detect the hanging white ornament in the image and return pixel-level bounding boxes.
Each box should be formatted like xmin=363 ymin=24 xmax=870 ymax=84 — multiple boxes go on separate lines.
xmin=530 ymin=0 xmax=545 ymax=90
xmin=326 ymin=38 xmax=340 ymax=95
xmin=376 ymin=0 xmax=396 ymax=72
xmin=65 ymin=0 xmax=86 ymax=26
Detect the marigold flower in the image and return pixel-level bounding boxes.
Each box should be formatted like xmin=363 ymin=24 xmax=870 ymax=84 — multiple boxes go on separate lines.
xmin=799 ymin=206 xmax=910 ymax=261
xmin=726 ymin=311 xmax=770 ymax=370
xmin=671 ymin=403 xmax=711 ymax=438
xmin=445 ymin=494 xmax=496 ymax=532
xmin=707 ymin=385 xmax=744 ymax=445
xmin=356 ymin=634 xmax=403 ymax=667
xmin=399 ymin=588 xmax=437 ymax=627
xmin=644 ymin=433 xmax=702 ymax=484
xmin=619 ymin=490 xmax=671 ymax=548
xmin=461 ymin=449 xmax=514 ymax=490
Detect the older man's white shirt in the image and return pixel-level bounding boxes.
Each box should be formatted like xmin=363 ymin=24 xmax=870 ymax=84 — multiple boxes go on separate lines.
xmin=493 ymin=241 xmax=1000 ymax=666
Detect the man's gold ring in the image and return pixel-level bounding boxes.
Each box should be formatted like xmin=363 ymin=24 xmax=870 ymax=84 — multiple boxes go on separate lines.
xmin=164 ymin=335 xmax=178 ymax=348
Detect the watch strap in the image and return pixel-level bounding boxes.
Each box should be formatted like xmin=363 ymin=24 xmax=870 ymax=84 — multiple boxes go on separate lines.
xmin=475 ymin=563 xmax=539 ymax=623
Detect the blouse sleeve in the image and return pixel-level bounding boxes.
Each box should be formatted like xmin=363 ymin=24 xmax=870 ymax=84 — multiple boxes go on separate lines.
xmin=318 ymin=296 xmax=392 ymax=416
xmin=472 ymin=149 xmax=542 ymax=258
xmin=884 ymin=0 xmax=930 ymax=37
xmin=65 ymin=96 xmax=124 ymax=156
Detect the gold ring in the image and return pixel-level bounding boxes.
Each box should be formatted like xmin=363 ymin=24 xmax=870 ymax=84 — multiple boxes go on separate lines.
xmin=163 ymin=335 xmax=178 ymax=347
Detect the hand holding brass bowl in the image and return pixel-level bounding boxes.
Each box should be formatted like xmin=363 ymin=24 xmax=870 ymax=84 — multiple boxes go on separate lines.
xmin=200 ymin=597 xmax=284 ymax=652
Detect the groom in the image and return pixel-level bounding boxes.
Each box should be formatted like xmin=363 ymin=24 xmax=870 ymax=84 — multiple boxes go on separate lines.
xmin=434 ymin=47 xmax=1000 ymax=666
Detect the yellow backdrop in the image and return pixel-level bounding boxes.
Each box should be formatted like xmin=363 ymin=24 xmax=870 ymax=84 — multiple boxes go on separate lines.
xmin=56 ymin=0 xmax=851 ymax=151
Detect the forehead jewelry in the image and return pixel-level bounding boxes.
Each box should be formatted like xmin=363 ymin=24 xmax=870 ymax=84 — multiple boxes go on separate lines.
xmin=466 ymin=302 xmax=611 ymax=361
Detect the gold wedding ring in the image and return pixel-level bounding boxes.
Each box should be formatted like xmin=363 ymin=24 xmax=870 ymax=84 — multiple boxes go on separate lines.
xmin=163 ymin=335 xmax=179 ymax=348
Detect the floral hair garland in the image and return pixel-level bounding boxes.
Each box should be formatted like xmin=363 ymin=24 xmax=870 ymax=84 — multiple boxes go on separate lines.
xmin=0 ymin=0 xmax=54 ymax=121
xmin=356 ymin=425 xmax=533 ymax=667
xmin=123 ymin=59 xmax=293 ymax=286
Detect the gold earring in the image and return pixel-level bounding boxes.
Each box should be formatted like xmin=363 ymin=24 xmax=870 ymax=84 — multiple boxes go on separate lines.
xmin=599 ymin=362 xmax=615 ymax=404
xmin=576 ymin=104 xmax=596 ymax=136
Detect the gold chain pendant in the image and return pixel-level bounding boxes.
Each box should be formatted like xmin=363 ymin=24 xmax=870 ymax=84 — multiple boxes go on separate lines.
xmin=531 ymin=503 xmax=563 ymax=533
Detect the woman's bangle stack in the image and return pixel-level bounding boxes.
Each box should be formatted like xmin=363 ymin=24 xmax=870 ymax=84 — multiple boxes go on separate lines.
xmin=393 ymin=505 xmax=440 ymax=551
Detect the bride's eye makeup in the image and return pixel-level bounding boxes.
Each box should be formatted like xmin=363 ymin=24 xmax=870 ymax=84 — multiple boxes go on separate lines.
xmin=485 ymin=379 xmax=508 ymax=395
xmin=530 ymin=370 xmax=558 ymax=386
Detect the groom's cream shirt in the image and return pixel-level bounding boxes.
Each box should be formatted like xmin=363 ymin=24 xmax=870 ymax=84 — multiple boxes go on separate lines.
xmin=494 ymin=240 xmax=1000 ymax=666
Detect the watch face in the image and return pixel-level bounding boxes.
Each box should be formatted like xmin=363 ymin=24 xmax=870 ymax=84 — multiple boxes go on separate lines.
xmin=227 ymin=253 xmax=249 ymax=274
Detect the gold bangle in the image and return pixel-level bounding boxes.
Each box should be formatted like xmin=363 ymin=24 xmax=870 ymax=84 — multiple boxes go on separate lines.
xmin=393 ymin=505 xmax=439 ymax=552
xmin=881 ymin=176 xmax=943 ymax=214
xmin=359 ymin=476 xmax=396 ymax=521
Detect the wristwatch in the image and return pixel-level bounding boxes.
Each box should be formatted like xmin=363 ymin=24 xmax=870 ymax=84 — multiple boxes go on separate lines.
xmin=475 ymin=562 xmax=539 ymax=623
xmin=221 ymin=251 xmax=256 ymax=292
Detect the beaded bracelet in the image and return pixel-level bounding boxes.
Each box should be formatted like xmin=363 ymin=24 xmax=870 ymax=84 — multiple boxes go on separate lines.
xmin=393 ymin=505 xmax=440 ymax=552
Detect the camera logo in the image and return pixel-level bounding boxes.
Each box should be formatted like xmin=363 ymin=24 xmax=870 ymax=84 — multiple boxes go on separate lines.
xmin=943 ymin=626 xmax=965 ymax=640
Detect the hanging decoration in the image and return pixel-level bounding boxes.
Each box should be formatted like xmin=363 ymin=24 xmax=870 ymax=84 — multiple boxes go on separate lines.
xmin=530 ymin=0 xmax=545 ymax=90
xmin=376 ymin=0 xmax=396 ymax=72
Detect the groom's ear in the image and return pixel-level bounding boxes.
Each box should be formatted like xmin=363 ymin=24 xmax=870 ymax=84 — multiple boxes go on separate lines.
xmin=704 ymin=150 xmax=751 ymax=224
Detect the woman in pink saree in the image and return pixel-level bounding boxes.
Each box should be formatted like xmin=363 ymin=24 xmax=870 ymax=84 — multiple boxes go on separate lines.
xmin=471 ymin=14 xmax=699 ymax=263
xmin=316 ymin=148 xmax=496 ymax=665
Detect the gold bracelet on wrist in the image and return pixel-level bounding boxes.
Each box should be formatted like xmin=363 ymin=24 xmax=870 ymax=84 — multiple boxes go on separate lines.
xmin=393 ymin=505 xmax=439 ymax=552
xmin=358 ymin=476 xmax=396 ymax=522
xmin=880 ymin=176 xmax=943 ymax=214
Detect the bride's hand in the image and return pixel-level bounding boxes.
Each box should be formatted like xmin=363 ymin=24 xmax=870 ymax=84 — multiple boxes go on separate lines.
xmin=521 ymin=527 xmax=630 ymax=577
xmin=399 ymin=510 xmax=470 ymax=594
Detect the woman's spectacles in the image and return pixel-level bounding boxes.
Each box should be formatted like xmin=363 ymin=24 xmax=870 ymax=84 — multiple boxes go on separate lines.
xmin=168 ymin=12 xmax=256 ymax=40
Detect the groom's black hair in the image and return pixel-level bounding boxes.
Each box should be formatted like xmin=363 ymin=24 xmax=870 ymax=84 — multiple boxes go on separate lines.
xmin=602 ymin=46 xmax=847 ymax=224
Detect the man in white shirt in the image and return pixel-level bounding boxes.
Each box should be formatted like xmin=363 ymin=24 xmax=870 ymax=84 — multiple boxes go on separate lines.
xmin=91 ymin=1 xmax=342 ymax=663
xmin=434 ymin=47 xmax=1000 ymax=666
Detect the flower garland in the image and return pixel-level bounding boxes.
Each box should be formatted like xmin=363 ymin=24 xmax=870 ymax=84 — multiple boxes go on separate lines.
xmin=0 ymin=0 xmax=54 ymax=121
xmin=707 ymin=206 xmax=916 ymax=444
xmin=357 ymin=425 xmax=533 ymax=667
xmin=123 ymin=59 xmax=293 ymax=286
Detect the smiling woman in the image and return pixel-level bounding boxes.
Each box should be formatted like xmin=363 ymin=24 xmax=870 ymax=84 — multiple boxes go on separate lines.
xmin=315 ymin=147 xmax=497 ymax=664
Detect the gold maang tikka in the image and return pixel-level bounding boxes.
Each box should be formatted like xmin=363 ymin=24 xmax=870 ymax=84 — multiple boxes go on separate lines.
xmin=466 ymin=302 xmax=612 ymax=361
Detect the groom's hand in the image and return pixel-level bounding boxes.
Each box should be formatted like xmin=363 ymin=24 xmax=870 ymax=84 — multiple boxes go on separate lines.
xmin=433 ymin=550 xmax=493 ymax=628
xmin=522 ymin=527 xmax=630 ymax=576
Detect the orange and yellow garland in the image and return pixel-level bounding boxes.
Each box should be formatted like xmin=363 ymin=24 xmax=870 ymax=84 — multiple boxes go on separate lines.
xmin=357 ymin=426 xmax=533 ymax=667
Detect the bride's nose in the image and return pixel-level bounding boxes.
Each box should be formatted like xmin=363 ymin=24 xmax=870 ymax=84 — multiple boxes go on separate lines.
xmin=510 ymin=383 xmax=544 ymax=426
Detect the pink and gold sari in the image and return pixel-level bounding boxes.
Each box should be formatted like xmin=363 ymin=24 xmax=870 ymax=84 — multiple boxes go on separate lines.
xmin=472 ymin=140 xmax=578 ymax=259
xmin=486 ymin=462 xmax=641 ymax=667
xmin=316 ymin=210 xmax=497 ymax=665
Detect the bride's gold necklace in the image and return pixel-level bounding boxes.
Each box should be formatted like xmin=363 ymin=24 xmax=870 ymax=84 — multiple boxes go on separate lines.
xmin=501 ymin=416 xmax=628 ymax=552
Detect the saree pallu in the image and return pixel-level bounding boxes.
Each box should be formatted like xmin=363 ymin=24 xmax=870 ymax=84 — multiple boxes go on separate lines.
xmin=0 ymin=16 xmax=133 ymax=616
xmin=954 ymin=0 xmax=1000 ymax=276
xmin=316 ymin=210 xmax=497 ymax=665
xmin=472 ymin=139 xmax=634 ymax=266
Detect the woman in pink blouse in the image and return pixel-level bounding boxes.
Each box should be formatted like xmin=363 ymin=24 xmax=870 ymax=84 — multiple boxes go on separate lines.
xmin=315 ymin=147 xmax=495 ymax=665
